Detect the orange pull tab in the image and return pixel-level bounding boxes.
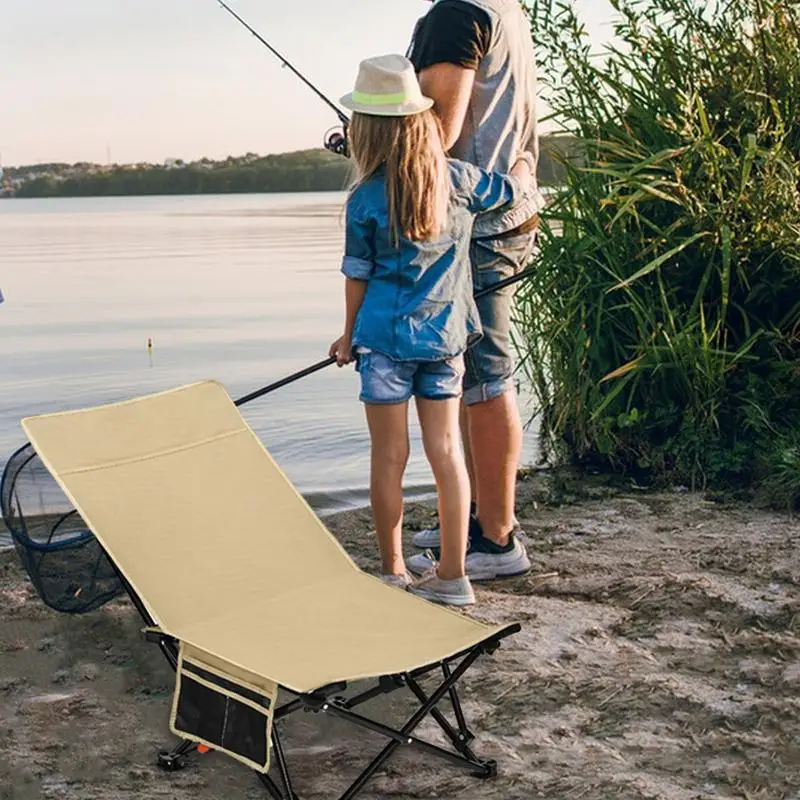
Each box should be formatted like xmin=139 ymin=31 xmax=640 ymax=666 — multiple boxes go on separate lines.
xmin=197 ymin=745 xmax=212 ymax=754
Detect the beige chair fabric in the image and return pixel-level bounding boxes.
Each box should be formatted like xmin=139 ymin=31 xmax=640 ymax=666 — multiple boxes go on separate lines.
xmin=22 ymin=381 xmax=511 ymax=695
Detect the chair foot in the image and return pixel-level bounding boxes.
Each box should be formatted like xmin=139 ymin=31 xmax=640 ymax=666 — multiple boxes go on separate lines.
xmin=157 ymin=740 xmax=196 ymax=771
xmin=157 ymin=750 xmax=188 ymax=771
xmin=473 ymin=759 xmax=497 ymax=780
xmin=455 ymin=730 xmax=476 ymax=748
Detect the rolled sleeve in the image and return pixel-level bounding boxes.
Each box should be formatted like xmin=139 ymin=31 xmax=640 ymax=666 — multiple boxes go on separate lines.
xmin=341 ymin=254 xmax=374 ymax=281
xmin=340 ymin=197 xmax=376 ymax=281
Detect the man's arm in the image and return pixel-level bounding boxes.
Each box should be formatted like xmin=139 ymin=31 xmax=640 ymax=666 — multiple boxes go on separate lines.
xmin=408 ymin=1 xmax=491 ymax=151
xmin=418 ymin=65 xmax=475 ymax=151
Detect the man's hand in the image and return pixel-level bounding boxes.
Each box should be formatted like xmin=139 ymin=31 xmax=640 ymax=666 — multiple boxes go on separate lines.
xmin=418 ymin=63 xmax=476 ymax=151
xmin=329 ymin=335 xmax=354 ymax=367
xmin=510 ymin=154 xmax=534 ymax=193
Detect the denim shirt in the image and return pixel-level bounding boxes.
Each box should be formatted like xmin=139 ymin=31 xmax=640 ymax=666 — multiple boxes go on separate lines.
xmin=341 ymin=159 xmax=521 ymax=362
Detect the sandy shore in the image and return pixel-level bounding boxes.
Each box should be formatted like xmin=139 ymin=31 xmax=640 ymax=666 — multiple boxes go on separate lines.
xmin=1 ymin=473 xmax=798 ymax=799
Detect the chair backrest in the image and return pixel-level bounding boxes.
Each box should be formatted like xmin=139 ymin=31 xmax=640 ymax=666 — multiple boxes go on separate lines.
xmin=21 ymin=381 xmax=361 ymax=633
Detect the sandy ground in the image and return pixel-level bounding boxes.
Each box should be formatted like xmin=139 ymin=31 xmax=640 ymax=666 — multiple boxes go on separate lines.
xmin=1 ymin=473 xmax=798 ymax=800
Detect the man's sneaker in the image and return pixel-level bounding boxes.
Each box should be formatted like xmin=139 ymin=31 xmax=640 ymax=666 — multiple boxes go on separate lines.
xmin=407 ymin=518 xmax=531 ymax=582
xmin=409 ymin=570 xmax=475 ymax=607
xmin=412 ymin=502 xmax=476 ymax=550
xmin=380 ymin=572 xmax=412 ymax=589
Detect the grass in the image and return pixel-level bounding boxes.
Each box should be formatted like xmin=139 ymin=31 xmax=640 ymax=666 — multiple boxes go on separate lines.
xmin=516 ymin=0 xmax=800 ymax=507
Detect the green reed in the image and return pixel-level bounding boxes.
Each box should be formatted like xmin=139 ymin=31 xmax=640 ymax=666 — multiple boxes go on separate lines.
xmin=517 ymin=0 xmax=800 ymax=506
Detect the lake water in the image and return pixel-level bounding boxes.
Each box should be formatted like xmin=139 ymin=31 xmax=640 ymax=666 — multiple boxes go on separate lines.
xmin=0 ymin=192 xmax=539 ymax=539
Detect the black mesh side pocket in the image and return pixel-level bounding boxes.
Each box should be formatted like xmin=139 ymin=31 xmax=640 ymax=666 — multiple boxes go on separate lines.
xmin=170 ymin=643 xmax=278 ymax=773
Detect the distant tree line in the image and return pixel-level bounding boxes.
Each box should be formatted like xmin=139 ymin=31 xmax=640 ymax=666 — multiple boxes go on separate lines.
xmin=7 ymin=138 xmax=576 ymax=199
xmin=12 ymin=150 xmax=352 ymax=198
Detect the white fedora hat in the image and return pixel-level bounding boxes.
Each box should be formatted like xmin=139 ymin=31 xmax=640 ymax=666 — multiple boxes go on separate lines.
xmin=340 ymin=54 xmax=434 ymax=117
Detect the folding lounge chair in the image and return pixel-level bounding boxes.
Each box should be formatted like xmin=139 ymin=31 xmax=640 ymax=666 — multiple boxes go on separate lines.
xmin=11 ymin=380 xmax=520 ymax=799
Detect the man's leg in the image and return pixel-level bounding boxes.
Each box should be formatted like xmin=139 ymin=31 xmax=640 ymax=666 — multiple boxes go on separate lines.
xmin=466 ymin=391 xmax=522 ymax=546
xmin=462 ymin=232 xmax=536 ymax=546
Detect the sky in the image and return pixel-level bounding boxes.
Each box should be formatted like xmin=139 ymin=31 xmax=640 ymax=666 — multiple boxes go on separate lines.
xmin=0 ymin=0 xmax=615 ymax=167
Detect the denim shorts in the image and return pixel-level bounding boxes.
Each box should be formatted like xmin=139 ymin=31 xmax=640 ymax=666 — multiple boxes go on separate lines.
xmin=357 ymin=350 xmax=465 ymax=404
xmin=463 ymin=230 xmax=539 ymax=406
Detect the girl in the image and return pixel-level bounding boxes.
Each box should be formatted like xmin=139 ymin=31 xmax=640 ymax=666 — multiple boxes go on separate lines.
xmin=329 ymin=54 xmax=532 ymax=607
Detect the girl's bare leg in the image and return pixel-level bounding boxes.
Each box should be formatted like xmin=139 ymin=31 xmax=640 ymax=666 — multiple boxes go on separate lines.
xmin=416 ymin=397 xmax=470 ymax=580
xmin=364 ymin=402 xmax=410 ymax=576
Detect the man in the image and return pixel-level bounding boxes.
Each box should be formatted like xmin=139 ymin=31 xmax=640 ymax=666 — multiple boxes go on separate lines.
xmin=405 ymin=0 xmax=545 ymax=581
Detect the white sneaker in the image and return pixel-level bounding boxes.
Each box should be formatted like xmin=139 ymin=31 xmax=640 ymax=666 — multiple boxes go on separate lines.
xmin=409 ymin=570 xmax=475 ymax=607
xmin=412 ymin=523 xmax=443 ymax=550
xmin=380 ymin=572 xmax=412 ymax=589
xmin=411 ymin=506 xmax=519 ymax=550
xmin=407 ymin=531 xmax=531 ymax=583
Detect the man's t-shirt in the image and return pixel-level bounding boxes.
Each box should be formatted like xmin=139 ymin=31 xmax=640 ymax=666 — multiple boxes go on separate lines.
xmin=407 ymin=1 xmax=492 ymax=73
xmin=408 ymin=0 xmax=540 ymax=237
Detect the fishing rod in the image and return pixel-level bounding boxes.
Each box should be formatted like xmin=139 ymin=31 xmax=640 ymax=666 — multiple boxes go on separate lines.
xmin=234 ymin=264 xmax=537 ymax=407
xmin=215 ymin=0 xmax=350 ymax=157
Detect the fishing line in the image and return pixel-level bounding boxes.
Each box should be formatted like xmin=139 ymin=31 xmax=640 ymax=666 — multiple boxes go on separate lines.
xmin=215 ymin=0 xmax=350 ymax=157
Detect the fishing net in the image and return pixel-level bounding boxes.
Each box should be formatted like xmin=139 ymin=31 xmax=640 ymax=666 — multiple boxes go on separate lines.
xmin=0 ymin=442 xmax=123 ymax=614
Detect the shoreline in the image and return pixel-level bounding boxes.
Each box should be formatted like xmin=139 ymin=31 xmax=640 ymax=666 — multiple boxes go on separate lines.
xmin=1 ymin=471 xmax=797 ymax=798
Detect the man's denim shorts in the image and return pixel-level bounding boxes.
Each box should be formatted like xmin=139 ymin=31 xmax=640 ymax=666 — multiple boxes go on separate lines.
xmin=463 ymin=230 xmax=539 ymax=406
xmin=357 ymin=350 xmax=465 ymax=404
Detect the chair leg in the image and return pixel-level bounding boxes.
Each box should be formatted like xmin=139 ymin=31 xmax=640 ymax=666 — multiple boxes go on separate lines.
xmin=327 ymin=703 xmax=491 ymax=775
xmin=272 ymin=725 xmax=300 ymax=800
xmin=327 ymin=647 xmax=496 ymax=800
xmin=405 ymin=674 xmax=478 ymax=760
xmin=442 ymin=663 xmax=474 ymax=744
xmin=338 ymin=739 xmax=395 ymax=800
xmin=258 ymin=771 xmax=293 ymax=800
xmin=157 ymin=739 xmax=197 ymax=771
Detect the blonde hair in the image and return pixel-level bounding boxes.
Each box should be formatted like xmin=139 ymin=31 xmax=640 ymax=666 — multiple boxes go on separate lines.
xmin=348 ymin=110 xmax=450 ymax=243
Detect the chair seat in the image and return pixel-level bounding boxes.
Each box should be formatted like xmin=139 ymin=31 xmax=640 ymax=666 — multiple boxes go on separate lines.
xmin=177 ymin=570 xmax=511 ymax=693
